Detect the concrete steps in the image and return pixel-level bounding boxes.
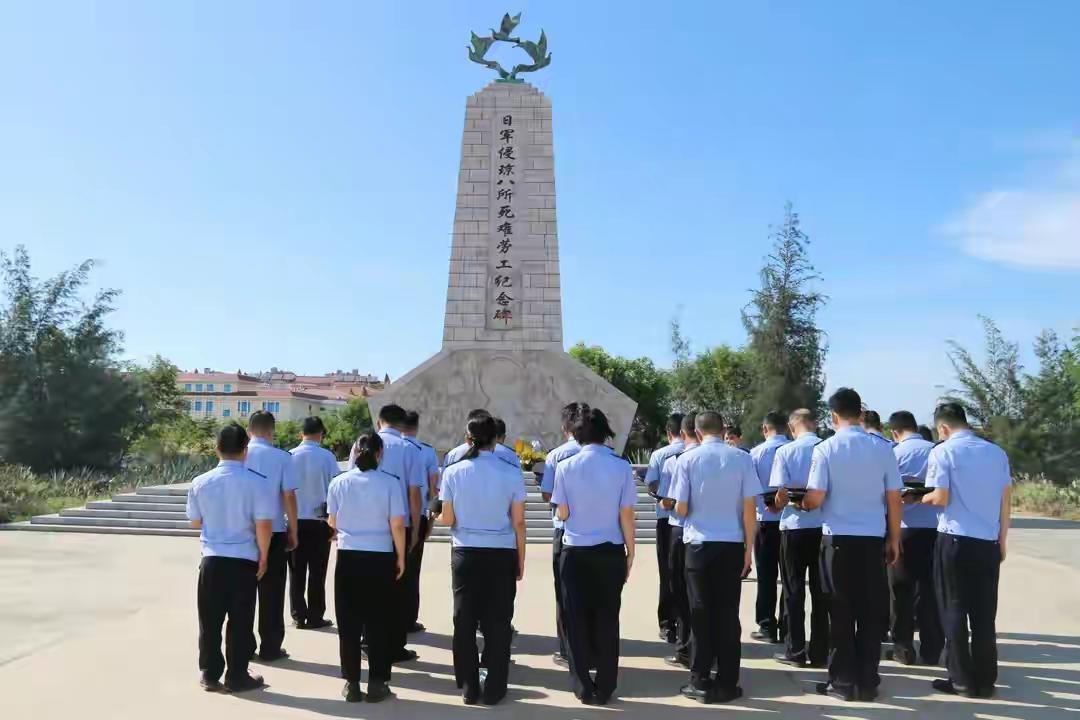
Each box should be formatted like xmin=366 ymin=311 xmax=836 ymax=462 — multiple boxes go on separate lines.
xmin=2 ymin=469 xmax=661 ymax=544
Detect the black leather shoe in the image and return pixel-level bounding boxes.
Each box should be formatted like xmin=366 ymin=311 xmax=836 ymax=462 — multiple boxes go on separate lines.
xmin=712 ymin=686 xmax=743 ymax=704
xmin=580 ymin=692 xmax=600 ymax=706
xmin=932 ymin=679 xmax=976 ymax=697
xmin=293 ymin=619 xmax=310 ymax=629
xmin=462 ymin=686 xmax=480 ymax=705
xmin=856 ymin=686 xmax=879 ymax=702
xmin=306 ymin=618 xmax=334 ymax=630
xmin=750 ymin=628 xmax=780 ymax=643
xmin=367 ymin=681 xmax=393 ymax=703
xmin=552 ymin=653 xmax=569 ymax=668
xmin=200 ymin=675 xmax=223 ymax=692
xmin=391 ymin=649 xmax=419 ymax=664
xmin=224 ymin=673 xmax=266 ymax=693
xmin=773 ymin=652 xmax=808 ymax=667
xmin=816 ymin=682 xmax=855 ymax=701
xmin=974 ymin=685 xmax=995 ymax=698
xmin=408 ymin=622 xmax=426 ymax=634
xmin=680 ymin=684 xmax=711 ymax=703
xmin=664 ymin=655 xmax=690 ymax=669
xmin=887 ymin=645 xmax=916 ymax=665
xmin=256 ymin=648 xmax=289 ymax=662
xmin=342 ymin=681 xmax=363 ymax=703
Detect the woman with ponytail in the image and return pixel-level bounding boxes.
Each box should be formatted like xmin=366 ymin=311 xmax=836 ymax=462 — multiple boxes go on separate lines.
xmin=437 ymin=413 xmax=527 ymax=705
xmin=326 ymin=432 xmax=406 ymax=704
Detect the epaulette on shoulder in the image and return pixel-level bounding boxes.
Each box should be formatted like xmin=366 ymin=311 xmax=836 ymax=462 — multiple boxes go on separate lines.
xmin=443 ymin=457 xmax=463 ymax=470
xmin=419 ymin=441 xmax=433 ymax=449
xmin=403 ymin=437 xmax=421 ymax=450
xmin=247 ymin=468 xmax=267 ymax=479
xmin=495 ymin=454 xmax=519 ymax=469
xmin=556 ymin=452 xmax=577 ymax=466
xmin=868 ymin=433 xmax=890 ymax=443
xmin=613 ymin=453 xmax=631 ymax=464
xmin=381 ymin=470 xmax=401 ymax=480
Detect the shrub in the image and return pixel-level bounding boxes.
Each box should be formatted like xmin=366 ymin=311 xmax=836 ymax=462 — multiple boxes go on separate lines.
xmin=1012 ymin=474 xmax=1080 ymax=518
xmin=0 ymin=465 xmax=51 ymax=523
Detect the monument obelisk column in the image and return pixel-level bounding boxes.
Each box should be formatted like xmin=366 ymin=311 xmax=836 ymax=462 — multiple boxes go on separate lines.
xmin=368 ymin=16 xmax=636 ymax=453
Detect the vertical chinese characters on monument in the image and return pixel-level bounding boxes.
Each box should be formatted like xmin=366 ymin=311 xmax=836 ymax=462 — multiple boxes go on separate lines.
xmin=487 ymin=113 xmax=525 ymax=329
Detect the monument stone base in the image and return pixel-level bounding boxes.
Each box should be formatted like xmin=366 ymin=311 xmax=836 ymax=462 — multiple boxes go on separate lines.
xmin=367 ymin=349 xmax=637 ymax=454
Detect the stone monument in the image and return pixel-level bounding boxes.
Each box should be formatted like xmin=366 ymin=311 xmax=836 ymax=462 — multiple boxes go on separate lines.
xmin=369 ymin=14 xmax=637 ymax=452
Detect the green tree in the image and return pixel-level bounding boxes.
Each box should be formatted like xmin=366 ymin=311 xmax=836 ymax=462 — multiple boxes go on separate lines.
xmin=0 ymin=246 xmax=140 ymax=471
xmin=742 ymin=202 xmax=827 ymax=438
xmin=323 ymin=397 xmax=373 ymax=459
xmin=126 ymin=355 xmax=188 ymax=457
xmin=569 ymin=342 xmax=672 ymax=451
xmin=944 ymin=315 xmax=1025 ymax=427
xmin=274 ymin=419 xmax=303 ymax=450
xmin=667 ymin=318 xmax=756 ymax=425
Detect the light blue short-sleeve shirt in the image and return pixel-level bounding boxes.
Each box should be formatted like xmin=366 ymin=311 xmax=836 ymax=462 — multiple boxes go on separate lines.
xmin=552 ymin=444 xmax=637 ymax=547
xmin=443 ymin=442 xmax=470 ymax=469
xmin=375 ymin=428 xmax=423 ymax=528
xmin=769 ymin=432 xmax=824 ymax=531
xmin=671 ymin=438 xmax=758 ymax=544
xmin=645 ymin=440 xmax=684 ymax=520
xmin=541 ymin=438 xmax=581 ymax=529
xmin=439 ymin=452 xmax=527 ymax=548
xmin=807 ymin=426 xmax=903 ymax=537
xmin=495 ymin=443 xmax=522 ymax=469
xmin=403 ymin=436 xmax=439 ymax=516
xmin=661 ymin=444 xmax=697 ymax=529
xmin=289 ymin=440 xmax=340 ymax=520
xmin=927 ymin=430 xmax=1011 ymax=541
xmin=327 ymin=468 xmax=405 ymax=552
xmin=751 ymin=435 xmax=790 ymax=522
xmin=246 ymin=437 xmax=300 ymax=533
xmin=416 ymin=440 xmax=440 ymax=515
xmin=893 ymin=435 xmax=939 ymax=529
xmin=186 ymin=460 xmax=276 ymax=561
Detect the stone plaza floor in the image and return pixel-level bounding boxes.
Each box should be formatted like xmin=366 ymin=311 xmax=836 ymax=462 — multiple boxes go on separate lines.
xmin=2 ymin=521 xmax=1079 ymax=719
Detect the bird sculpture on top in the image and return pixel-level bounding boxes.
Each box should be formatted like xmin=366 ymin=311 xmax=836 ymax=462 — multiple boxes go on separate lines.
xmin=467 ymin=12 xmax=551 ymax=82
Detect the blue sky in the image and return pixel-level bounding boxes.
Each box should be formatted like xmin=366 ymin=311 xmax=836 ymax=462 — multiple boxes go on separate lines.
xmin=2 ymin=1 xmax=1078 ymax=423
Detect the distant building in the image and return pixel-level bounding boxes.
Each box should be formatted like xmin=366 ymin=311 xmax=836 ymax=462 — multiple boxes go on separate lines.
xmin=178 ymin=367 xmax=388 ymax=422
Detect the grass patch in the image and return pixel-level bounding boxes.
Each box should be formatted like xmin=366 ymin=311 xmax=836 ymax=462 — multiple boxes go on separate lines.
xmin=1012 ymin=476 xmax=1080 ymax=520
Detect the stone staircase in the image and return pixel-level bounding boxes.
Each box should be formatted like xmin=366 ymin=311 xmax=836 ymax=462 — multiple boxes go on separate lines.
xmin=3 ymin=470 xmax=658 ymax=544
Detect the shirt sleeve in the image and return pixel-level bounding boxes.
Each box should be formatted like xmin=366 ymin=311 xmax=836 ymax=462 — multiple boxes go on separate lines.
xmin=806 ymin=447 xmax=830 ymax=492
xmin=186 ymin=486 xmax=201 ymax=521
xmin=551 ymin=462 xmax=568 ymax=506
xmin=512 ymin=474 xmax=527 ymax=503
xmin=254 ymin=479 xmax=276 ymax=520
xmin=540 ymin=453 xmax=558 ymax=493
xmin=619 ymin=464 xmax=637 ymax=508
xmin=325 ymin=453 xmax=339 ymax=490
xmin=644 ymin=450 xmax=662 ymax=489
xmin=671 ymin=458 xmax=689 ymax=504
xmin=741 ymin=455 xmax=760 ymax=498
xmin=926 ymin=448 xmax=951 ymax=490
xmin=438 ymin=469 xmax=455 ymax=502
xmin=326 ymin=480 xmax=340 ymax=515
xmin=883 ymin=449 xmax=903 ymax=491
xmin=768 ymin=450 xmax=788 ymax=489
xmin=281 ymin=457 xmax=300 ymax=492
xmin=388 ymin=479 xmax=406 ymax=519
xmin=1001 ymin=450 xmax=1013 ymax=487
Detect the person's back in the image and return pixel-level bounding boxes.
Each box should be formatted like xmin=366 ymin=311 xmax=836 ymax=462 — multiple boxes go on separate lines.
xmin=189 ymin=463 xmax=265 ymax=559
xmin=812 ymin=427 xmax=900 ymax=537
xmin=246 ymin=438 xmax=294 ymax=531
xmin=329 ymin=468 xmax=403 ymax=551
xmin=770 ymin=432 xmax=824 ymax=530
xmin=290 ymin=439 xmax=339 ymax=519
xmin=677 ymin=440 xmax=758 ymax=543
xmin=554 ymin=445 xmax=636 ymax=546
xmin=894 ymin=435 xmax=937 ymax=529
xmin=929 ymin=431 xmax=1010 ymax=541
xmin=441 ymin=452 xmax=525 ymax=548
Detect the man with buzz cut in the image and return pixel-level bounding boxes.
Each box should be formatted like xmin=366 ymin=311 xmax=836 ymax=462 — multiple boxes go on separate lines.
xmin=803 ymin=388 xmax=903 ymax=703
xmin=187 ymin=423 xmax=274 ymax=693
xmin=645 ymin=413 xmax=685 ymax=645
xmin=920 ymin=403 xmax=1011 ymax=699
xmin=402 ymin=409 xmax=439 ymax=634
xmin=749 ymin=411 xmax=790 ymax=644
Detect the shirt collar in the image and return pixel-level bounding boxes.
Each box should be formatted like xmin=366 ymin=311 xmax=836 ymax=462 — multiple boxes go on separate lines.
xmin=701 ymin=436 xmax=724 ymax=445
xmin=381 ymin=427 xmax=402 ymax=438
xmin=948 ymin=429 xmax=976 ymax=441
xmin=218 ymin=459 xmax=244 ymax=468
xmin=795 ymin=431 xmax=818 ymax=440
xmin=684 ymin=442 xmax=700 ymax=451
xmin=767 ymin=434 xmax=789 ymax=445
xmin=837 ymin=425 xmax=866 ymax=435
xmin=301 ymin=439 xmax=319 ymax=447
xmin=249 ymin=437 xmax=271 ymax=446
xmin=580 ymin=443 xmax=611 ymax=454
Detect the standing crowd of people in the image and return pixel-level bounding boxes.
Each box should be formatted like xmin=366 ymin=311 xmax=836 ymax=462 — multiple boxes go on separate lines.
xmin=186 ymin=386 xmax=1011 ymax=707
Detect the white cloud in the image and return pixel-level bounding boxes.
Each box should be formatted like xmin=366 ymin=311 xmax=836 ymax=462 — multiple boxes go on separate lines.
xmin=944 ymin=144 xmax=1080 ymax=270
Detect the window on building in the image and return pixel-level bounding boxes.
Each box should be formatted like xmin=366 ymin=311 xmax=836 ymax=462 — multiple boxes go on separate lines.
xmin=206 ymin=401 xmax=215 ymax=415
xmin=184 ymin=383 xmax=192 ymax=391
xmin=222 ymin=408 xmax=231 ymax=418
xmin=224 ymin=383 xmax=232 ymax=393
xmin=238 ymin=401 xmax=250 ymax=415
xmin=207 ymin=383 xmax=215 ymax=392
xmin=261 ymin=401 xmax=280 ymax=414
xmin=195 ymin=383 xmax=203 ymax=392
xmin=194 ymin=401 xmax=203 ymax=412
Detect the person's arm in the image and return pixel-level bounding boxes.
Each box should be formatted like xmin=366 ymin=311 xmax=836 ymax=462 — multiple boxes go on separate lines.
xmin=770 ymin=453 xmax=789 ymax=509
xmin=255 ymin=519 xmax=272 ymax=580
xmin=552 ymin=463 xmax=570 ymax=521
xmin=438 ymin=500 xmax=456 ymax=527
xmin=390 ymin=515 xmax=406 ymax=579
xmin=644 ymin=450 xmax=662 ymax=494
xmin=885 ymin=489 xmax=902 ymax=566
xmin=437 ymin=472 xmax=456 ymax=526
xmin=283 ymin=489 xmax=299 ymax=550
xmin=327 ymin=513 xmax=337 ymax=530
xmin=408 ymin=486 xmax=422 ymax=549
xmin=672 ymin=459 xmax=690 ymax=517
xmin=190 ymin=519 xmax=202 ymax=530
xmin=802 ymin=449 xmax=828 ymax=510
xmin=512 ymin=501 xmax=527 ymax=580
xmin=186 ymin=487 xmax=202 ymax=530
xmin=619 ymin=505 xmax=636 ymax=579
xmin=741 ymin=497 xmax=756 ymax=577
xmin=540 ymin=453 xmax=557 ymax=502
xmin=999 ymin=483 xmax=1012 ymax=562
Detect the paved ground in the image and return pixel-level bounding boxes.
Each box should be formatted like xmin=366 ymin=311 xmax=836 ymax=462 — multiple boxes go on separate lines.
xmin=2 ymin=522 xmax=1079 ymax=720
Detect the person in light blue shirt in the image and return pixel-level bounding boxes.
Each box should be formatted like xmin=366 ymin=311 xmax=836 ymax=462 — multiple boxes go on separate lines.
xmin=802 ymin=388 xmax=903 ymax=702
xmin=437 ymin=414 xmax=526 ymax=706
xmin=668 ymin=411 xmax=757 ymax=704
xmin=492 ymin=417 xmax=524 ymax=470
xmin=442 ymin=408 xmax=492 ymax=469
xmin=328 ymin=431 xmax=406 ymax=704
xmin=768 ymin=409 xmax=827 ymax=668
xmin=886 ymin=410 xmax=944 ymax=667
xmin=553 ymin=407 xmax=637 ymax=705
xmin=186 ymin=423 xmax=274 ymax=693
xmin=246 ymin=410 xmax=300 ymax=662
xmin=863 ymin=410 xmax=896 ymax=448
xmin=749 ymin=411 xmax=789 ymax=642
xmin=287 ymin=416 xmax=340 ymax=630
xmin=658 ymin=414 xmax=699 ymax=668
xmin=919 ymin=403 xmax=1011 ymax=699
xmin=645 ymin=413 xmax=685 ymax=644
xmin=369 ymin=403 xmax=425 ymax=664
xmin=540 ymin=402 xmax=585 ymax=668
xmin=403 ymin=410 xmax=441 ymax=635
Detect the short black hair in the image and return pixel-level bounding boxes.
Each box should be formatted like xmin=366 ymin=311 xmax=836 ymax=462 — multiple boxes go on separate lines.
xmin=763 ymin=411 xmax=787 ymax=432
xmin=493 ymin=417 xmax=507 ymax=439
xmin=301 ymin=416 xmax=326 ymax=436
xmin=863 ymin=410 xmax=884 ymax=431
xmin=828 ymin=387 xmax=863 ymax=420
xmin=403 ymin=410 xmax=420 ymax=430
xmin=918 ymin=424 xmax=935 ymax=442
xmin=249 ymin=410 xmax=275 ymax=434
xmin=573 ymin=407 xmax=616 ymax=445
xmin=467 ymin=408 xmax=490 ymax=422
xmin=217 ymin=422 xmax=250 ymax=456
xmin=378 ymin=403 xmax=408 ymax=426
xmin=725 ymin=425 xmax=742 ymax=438
xmin=934 ymin=402 xmax=969 ymax=429
xmin=352 ymin=432 xmax=383 ymax=472
xmin=665 ymin=413 xmax=685 ymax=436
xmin=888 ymin=411 xmax=918 ymax=434
xmin=696 ymin=411 xmax=725 ymax=435
xmin=561 ymin=402 xmax=584 ymax=433
xmin=680 ymin=413 xmax=697 ymax=437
